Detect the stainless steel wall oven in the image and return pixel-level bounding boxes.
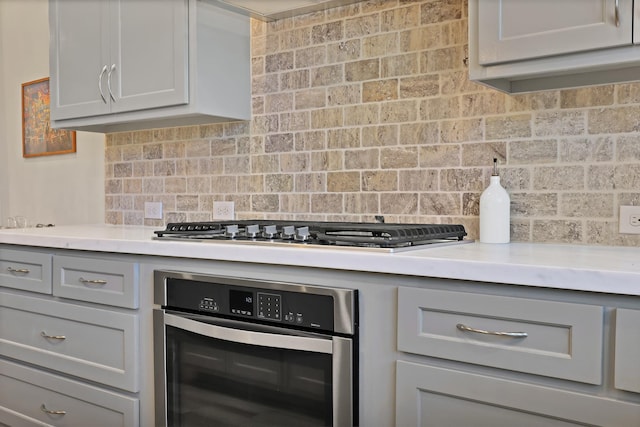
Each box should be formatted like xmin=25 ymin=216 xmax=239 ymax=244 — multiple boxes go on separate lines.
xmin=153 ymin=270 xmax=358 ymax=427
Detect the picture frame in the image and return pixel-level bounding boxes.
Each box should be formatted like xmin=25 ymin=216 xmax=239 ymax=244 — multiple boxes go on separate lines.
xmin=22 ymin=77 xmax=76 ymax=158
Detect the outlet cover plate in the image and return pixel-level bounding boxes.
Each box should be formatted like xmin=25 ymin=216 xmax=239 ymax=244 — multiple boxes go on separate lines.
xmin=213 ymin=201 xmax=235 ymax=220
xmin=619 ymin=205 xmax=640 ymax=234
xmin=144 ymin=202 xmax=163 ymax=219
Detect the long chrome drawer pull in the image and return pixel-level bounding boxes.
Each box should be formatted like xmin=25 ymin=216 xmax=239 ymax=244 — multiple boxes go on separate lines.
xmin=456 ymin=323 xmax=528 ymax=338
xmin=40 ymin=404 xmax=66 ymax=415
xmin=7 ymin=267 xmax=30 ymax=274
xmin=41 ymin=331 xmax=66 ymax=340
xmin=615 ymin=0 xmax=620 ymax=27
xmin=107 ymin=63 xmax=116 ymax=103
xmin=79 ymin=277 xmax=108 ymax=285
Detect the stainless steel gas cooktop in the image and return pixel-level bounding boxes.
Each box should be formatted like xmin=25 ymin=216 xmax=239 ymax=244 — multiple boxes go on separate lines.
xmin=154 ymin=220 xmax=469 ymax=252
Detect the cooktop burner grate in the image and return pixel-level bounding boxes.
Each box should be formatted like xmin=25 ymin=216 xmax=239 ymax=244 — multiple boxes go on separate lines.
xmin=154 ymin=220 xmax=467 ymax=249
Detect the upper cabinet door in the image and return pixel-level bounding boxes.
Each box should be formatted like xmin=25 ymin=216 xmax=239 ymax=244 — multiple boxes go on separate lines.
xmin=49 ymin=1 xmax=111 ymax=120
xmin=478 ymin=0 xmax=633 ymax=65
xmin=110 ymin=0 xmax=189 ymax=114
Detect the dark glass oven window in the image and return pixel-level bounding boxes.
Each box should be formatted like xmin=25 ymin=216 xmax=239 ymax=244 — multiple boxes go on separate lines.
xmin=165 ymin=326 xmax=333 ymax=427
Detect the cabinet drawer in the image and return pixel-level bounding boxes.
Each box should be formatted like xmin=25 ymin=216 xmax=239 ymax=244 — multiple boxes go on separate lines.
xmin=53 ymin=255 xmax=138 ymax=308
xmin=615 ymin=308 xmax=640 ymax=393
xmin=396 ymin=361 xmax=640 ymax=427
xmin=0 ymin=248 xmax=52 ymax=294
xmin=0 ymin=291 xmax=139 ymax=392
xmin=397 ymin=287 xmax=603 ymax=384
xmin=0 ymin=358 xmax=138 ymax=427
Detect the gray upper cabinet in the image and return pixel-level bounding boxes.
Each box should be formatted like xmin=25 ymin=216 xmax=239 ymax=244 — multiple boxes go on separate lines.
xmin=469 ymin=0 xmax=640 ymax=93
xmin=478 ymin=0 xmax=632 ymax=65
xmin=49 ymin=0 xmax=250 ymax=133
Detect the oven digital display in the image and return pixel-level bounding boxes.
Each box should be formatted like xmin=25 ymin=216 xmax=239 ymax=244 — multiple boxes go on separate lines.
xmin=229 ymin=289 xmax=254 ymax=316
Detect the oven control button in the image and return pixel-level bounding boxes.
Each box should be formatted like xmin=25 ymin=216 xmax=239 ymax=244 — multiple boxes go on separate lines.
xmin=296 ymin=313 xmax=303 ymax=324
xmin=225 ymin=224 xmax=239 ymax=238
xmin=245 ymin=224 xmax=260 ymax=238
xmin=295 ymin=226 xmax=310 ymax=241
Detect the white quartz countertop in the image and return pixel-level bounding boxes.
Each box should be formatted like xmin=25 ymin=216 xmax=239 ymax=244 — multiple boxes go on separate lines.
xmin=0 ymin=224 xmax=638 ymax=296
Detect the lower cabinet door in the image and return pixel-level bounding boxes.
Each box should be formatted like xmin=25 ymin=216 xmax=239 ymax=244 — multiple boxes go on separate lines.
xmin=0 ymin=358 xmax=138 ymax=427
xmin=396 ymin=361 xmax=640 ymax=427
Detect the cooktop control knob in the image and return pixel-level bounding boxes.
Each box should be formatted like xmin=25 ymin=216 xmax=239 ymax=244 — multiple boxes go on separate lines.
xmin=245 ymin=224 xmax=260 ymax=238
xmin=225 ymin=224 xmax=239 ymax=238
xmin=281 ymin=225 xmax=295 ymax=240
xmin=262 ymin=224 xmax=278 ymax=239
xmin=295 ymin=226 xmax=310 ymax=241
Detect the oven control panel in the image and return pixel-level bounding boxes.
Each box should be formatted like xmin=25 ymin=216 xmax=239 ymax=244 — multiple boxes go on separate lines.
xmin=165 ymin=277 xmax=337 ymax=332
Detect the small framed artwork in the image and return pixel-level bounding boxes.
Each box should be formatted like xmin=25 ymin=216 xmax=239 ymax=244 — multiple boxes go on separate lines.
xmin=22 ymin=77 xmax=76 ymax=158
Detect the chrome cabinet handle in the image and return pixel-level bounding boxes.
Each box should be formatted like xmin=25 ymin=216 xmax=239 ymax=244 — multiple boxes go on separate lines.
xmin=615 ymin=0 xmax=620 ymax=27
xmin=79 ymin=277 xmax=108 ymax=285
xmin=40 ymin=403 xmax=66 ymax=415
xmin=107 ymin=63 xmax=116 ymax=103
xmin=98 ymin=64 xmax=108 ymax=103
xmin=7 ymin=267 xmax=30 ymax=274
xmin=456 ymin=323 xmax=528 ymax=338
xmin=41 ymin=331 xmax=66 ymax=340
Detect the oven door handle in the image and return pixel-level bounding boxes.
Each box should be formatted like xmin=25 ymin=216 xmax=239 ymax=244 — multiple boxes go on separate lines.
xmin=163 ymin=311 xmax=334 ymax=354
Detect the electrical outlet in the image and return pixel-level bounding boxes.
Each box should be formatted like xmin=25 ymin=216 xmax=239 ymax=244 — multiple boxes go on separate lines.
xmin=144 ymin=202 xmax=163 ymax=219
xmin=213 ymin=201 xmax=235 ymax=220
xmin=619 ymin=205 xmax=640 ymax=234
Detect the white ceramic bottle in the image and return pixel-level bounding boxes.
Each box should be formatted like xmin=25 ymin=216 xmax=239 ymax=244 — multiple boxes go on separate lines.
xmin=479 ymin=158 xmax=510 ymax=243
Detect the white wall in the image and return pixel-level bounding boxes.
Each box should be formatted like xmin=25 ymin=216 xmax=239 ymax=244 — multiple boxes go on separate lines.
xmin=0 ymin=0 xmax=104 ymax=226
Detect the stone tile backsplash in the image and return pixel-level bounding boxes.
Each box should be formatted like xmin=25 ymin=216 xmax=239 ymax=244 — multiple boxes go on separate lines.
xmin=105 ymin=0 xmax=640 ymax=246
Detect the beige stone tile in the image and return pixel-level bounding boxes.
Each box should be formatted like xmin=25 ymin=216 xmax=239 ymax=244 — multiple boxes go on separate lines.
xmin=211 ymin=139 xmax=236 ymax=156
xmin=533 ymin=166 xmax=584 ymax=190
xmin=534 ymin=111 xmax=586 ymax=136
xmin=281 ymin=152 xmax=310 ymax=172
xmin=114 ymin=163 xmax=133 ymax=178
xmin=508 ymin=91 xmax=559 ymax=112
xmin=461 ymin=142 xmax=506 ymax=167
xmin=143 ymin=144 xmax=163 ymax=160
xmin=400 ymin=122 xmax=440 ymax=145
xmin=346 ymin=59 xmax=380 ymax=82
xmin=616 ymin=82 xmax=640 ymax=104
xmin=265 ymin=93 xmax=294 ymax=113
xmin=510 ymin=193 xmax=557 ymax=217
xmin=362 ymin=170 xmax=398 ymax=191
xmin=281 ymin=70 xmax=310 ymax=91
xmin=265 ymin=52 xmax=294 ymax=73
xmin=345 ymin=193 xmax=379 ymax=213
xmin=485 ymin=114 xmax=532 ymax=140
xmin=419 ymin=144 xmax=460 ymax=167
xmin=440 ymin=118 xmax=482 ymax=143
xmin=210 ymin=175 xmax=236 ymax=193
xmin=363 ymin=79 xmax=399 ymax=102
xmin=461 ymin=92 xmax=507 ymax=117
xmin=328 ymin=128 xmax=361 ymax=148
xmin=421 ymin=0 xmax=463 ymax=24
xmin=400 ymin=75 xmax=439 ymax=98
xmin=238 ymin=175 xmax=265 ymax=193
xmin=421 ymin=46 xmax=465 ymax=73
xmin=560 ymin=85 xmax=614 ymax=108
xmin=381 ymin=147 xmax=419 ymax=168
xmin=531 ymin=220 xmax=583 ymax=243
xmin=559 ymin=137 xmax=613 ymax=162
xmin=420 ymin=193 xmax=461 ymax=215
xmin=346 ymin=14 xmax=380 ymax=38
xmin=509 ymin=139 xmax=557 ymax=165
xmin=296 ymin=45 xmax=328 ymax=68
xmin=346 ymin=148 xmax=379 ymax=169
xmin=311 ymin=21 xmax=344 ymax=44
xmin=363 ymin=33 xmax=399 ymax=58
xmin=399 ymin=170 xmax=438 ymax=191
xmin=381 ymin=100 xmax=419 ymax=123
xmin=295 ymin=172 xmax=326 ymax=192
xmin=265 ymin=133 xmax=294 ymax=153
xmin=362 ymin=125 xmax=398 ymax=147
xmin=295 ymin=88 xmax=326 ymax=111
xmin=588 ymin=106 xmax=640 ymax=134
xmin=311 ymin=64 xmax=344 ymax=87
xmin=252 ymin=194 xmax=280 ymax=212
xmin=344 ymin=104 xmax=380 ymax=126
xmin=381 ymin=4 xmax=420 ymax=32
xmin=280 ymin=194 xmax=311 ymax=213
xmin=440 ymin=168 xmax=483 ymax=191
xmin=420 ymin=97 xmax=460 ymax=120
xmin=381 ymin=53 xmax=419 ymax=78
xmin=462 ymin=191 xmax=479 ymax=216
xmin=311 ymin=150 xmax=343 ymax=171
xmin=176 ymin=195 xmax=199 ymax=211
xmin=327 ymin=40 xmax=361 ymax=63
xmin=328 ymin=84 xmax=362 ymax=106
xmin=328 ymin=171 xmax=361 ymax=192
xmin=297 ymin=130 xmax=327 ymax=151
xmin=613 ymin=164 xmax=640 ymax=189
xmin=280 ymin=112 xmax=311 ymax=132
xmin=165 ymin=177 xmax=186 ymax=194
xmin=265 ymin=174 xmax=294 ymax=192
xmin=251 ymin=154 xmax=280 ymax=173
xmin=187 ymin=177 xmax=211 ymax=194
xmin=501 ymin=167 xmax=531 ymax=191
xmin=143 ymin=178 xmax=163 ymax=194
xmin=280 ymin=27 xmax=311 ymax=50
xmin=252 ymin=74 xmax=279 ymax=95
xmin=616 ymin=135 xmax=640 ymax=161
xmin=224 ymin=156 xmax=251 ymax=175
xmin=311 ymin=193 xmax=343 ymax=213
xmin=311 ymin=107 xmax=344 ymax=128
xmin=123 ymin=179 xmax=142 ymax=194
xmin=560 ymin=193 xmax=613 ymax=217
xmin=380 ymin=192 xmax=418 ymax=215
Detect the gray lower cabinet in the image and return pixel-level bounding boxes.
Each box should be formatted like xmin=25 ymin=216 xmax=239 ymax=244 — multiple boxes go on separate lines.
xmin=0 ymin=246 xmax=140 ymax=427
xmin=396 ymin=286 xmax=640 ymax=427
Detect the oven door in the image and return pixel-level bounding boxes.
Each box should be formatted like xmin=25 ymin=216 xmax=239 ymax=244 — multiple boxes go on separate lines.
xmin=154 ymin=309 xmax=353 ymax=427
